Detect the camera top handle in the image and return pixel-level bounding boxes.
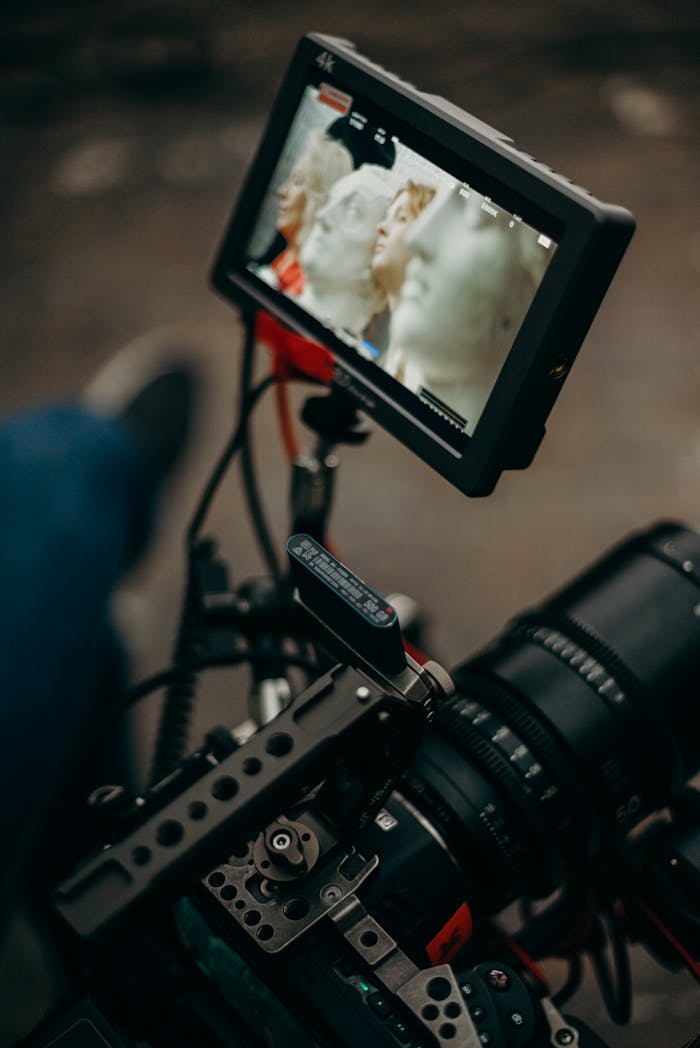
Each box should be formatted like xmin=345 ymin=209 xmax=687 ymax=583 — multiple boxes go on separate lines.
xmin=52 ymin=541 xmax=450 ymax=939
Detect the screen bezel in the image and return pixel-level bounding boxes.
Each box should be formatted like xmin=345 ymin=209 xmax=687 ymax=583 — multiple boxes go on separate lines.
xmin=212 ymin=34 xmax=629 ymax=495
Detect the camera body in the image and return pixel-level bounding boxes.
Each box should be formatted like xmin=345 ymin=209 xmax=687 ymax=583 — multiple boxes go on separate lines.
xmin=178 ymin=893 xmax=607 ymax=1047
xmin=44 ymin=524 xmax=700 ymax=1048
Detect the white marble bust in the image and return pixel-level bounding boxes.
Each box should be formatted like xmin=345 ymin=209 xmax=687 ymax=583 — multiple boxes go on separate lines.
xmin=385 ymin=184 xmax=550 ymax=435
xmin=299 ymin=164 xmax=397 ymax=334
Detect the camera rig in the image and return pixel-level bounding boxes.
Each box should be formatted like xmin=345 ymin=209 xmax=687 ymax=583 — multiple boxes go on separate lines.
xmin=27 ymin=359 xmax=700 ymax=1047
xmin=43 ymin=519 xmax=614 ymax=1048
xmin=17 ymin=32 xmax=700 ymax=1048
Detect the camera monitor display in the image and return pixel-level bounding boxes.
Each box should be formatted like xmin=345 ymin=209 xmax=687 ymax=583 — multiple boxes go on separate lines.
xmin=212 ymin=34 xmax=635 ymax=495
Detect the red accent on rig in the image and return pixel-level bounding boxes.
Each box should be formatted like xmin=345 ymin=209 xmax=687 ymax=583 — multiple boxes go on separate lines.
xmin=425 ymin=902 xmax=474 ymax=966
xmin=255 ymin=311 xmax=334 ymax=384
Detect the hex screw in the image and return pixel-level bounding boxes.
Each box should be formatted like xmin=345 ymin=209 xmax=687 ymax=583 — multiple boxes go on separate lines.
xmin=321 ymin=884 xmax=343 ymax=905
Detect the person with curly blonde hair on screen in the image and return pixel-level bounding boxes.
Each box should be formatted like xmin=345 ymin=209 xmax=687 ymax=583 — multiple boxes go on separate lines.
xmin=265 ymin=129 xmax=353 ymax=295
xmin=372 ymin=180 xmax=436 ymax=313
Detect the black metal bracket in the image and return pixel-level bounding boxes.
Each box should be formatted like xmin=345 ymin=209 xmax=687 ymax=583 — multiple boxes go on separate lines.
xmin=53 ymin=665 xmax=422 ymax=938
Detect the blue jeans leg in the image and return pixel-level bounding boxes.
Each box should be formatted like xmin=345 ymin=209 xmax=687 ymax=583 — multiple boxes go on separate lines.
xmin=0 ymin=404 xmax=156 ymax=907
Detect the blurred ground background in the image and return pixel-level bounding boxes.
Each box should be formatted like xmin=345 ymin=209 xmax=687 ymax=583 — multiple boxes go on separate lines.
xmin=1 ymin=0 xmax=699 ymax=1044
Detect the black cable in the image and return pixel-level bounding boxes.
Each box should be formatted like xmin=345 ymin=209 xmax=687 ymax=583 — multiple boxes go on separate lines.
xmin=654 ymin=892 xmax=700 ymax=931
xmin=99 ymin=651 xmax=317 ymax=736
xmin=588 ymin=906 xmax=632 ymax=1025
xmin=150 ymin=372 xmax=280 ymax=785
xmin=552 ymin=953 xmax=583 ymax=1007
xmin=519 ymin=899 xmax=534 ymax=923
xmin=129 ymin=652 xmax=316 ymax=705
xmin=648 ymin=867 xmax=700 ymax=930
xmin=238 ymin=318 xmax=284 ymax=586
xmin=149 ymin=539 xmax=210 ymax=786
xmin=187 ymin=370 xmax=279 ymax=547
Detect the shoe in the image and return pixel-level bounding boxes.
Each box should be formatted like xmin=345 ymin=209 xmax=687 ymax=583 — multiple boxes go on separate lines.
xmin=83 ymin=329 xmax=199 ymax=485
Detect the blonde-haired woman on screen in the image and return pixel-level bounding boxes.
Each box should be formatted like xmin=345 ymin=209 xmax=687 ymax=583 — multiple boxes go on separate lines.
xmin=366 ymin=180 xmax=436 ymax=354
xmin=372 ymin=181 xmax=436 ymax=312
xmin=265 ymin=129 xmax=353 ymax=296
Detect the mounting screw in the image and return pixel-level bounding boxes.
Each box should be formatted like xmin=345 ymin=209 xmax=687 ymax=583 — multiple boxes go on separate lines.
xmin=88 ymin=784 xmax=127 ymax=809
xmin=356 ymin=686 xmax=371 ymax=703
xmin=271 ymin=831 xmax=292 ymax=851
xmin=549 ymin=359 xmax=569 ymax=379
xmin=321 ymin=884 xmax=343 ymax=905
xmin=555 ymin=1029 xmax=575 ymax=1045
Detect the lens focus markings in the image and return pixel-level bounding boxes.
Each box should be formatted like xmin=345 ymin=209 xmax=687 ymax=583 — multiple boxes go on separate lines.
xmin=454 ymin=697 xmax=577 ymax=860
xmin=403 ymin=755 xmax=530 ymax=903
xmin=436 ymin=702 xmax=559 ymax=894
xmin=525 ymin=626 xmax=627 ymax=708
xmin=518 ymin=623 xmax=654 ymax=826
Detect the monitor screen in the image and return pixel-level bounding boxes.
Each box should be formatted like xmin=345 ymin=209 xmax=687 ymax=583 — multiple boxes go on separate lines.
xmin=213 ymin=35 xmax=634 ymax=495
xmin=243 ymin=81 xmax=557 ymax=437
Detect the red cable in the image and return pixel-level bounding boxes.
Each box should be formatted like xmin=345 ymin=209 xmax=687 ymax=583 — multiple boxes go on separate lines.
xmin=611 ymin=873 xmax=700 ymax=985
xmin=274 ymin=380 xmax=300 ymax=462
xmin=500 ymin=935 xmax=550 ymax=995
xmin=551 ymin=881 xmax=597 ymax=956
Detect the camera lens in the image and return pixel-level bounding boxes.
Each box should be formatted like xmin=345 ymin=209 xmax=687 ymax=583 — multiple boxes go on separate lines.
xmin=398 ymin=522 xmax=700 ymax=914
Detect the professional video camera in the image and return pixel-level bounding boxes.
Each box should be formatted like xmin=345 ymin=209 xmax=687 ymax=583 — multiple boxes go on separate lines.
xmin=21 ymin=34 xmax=700 ymax=1048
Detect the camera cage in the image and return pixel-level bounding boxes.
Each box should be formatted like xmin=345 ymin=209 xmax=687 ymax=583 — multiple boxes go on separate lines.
xmin=23 ymin=34 xmax=700 ymax=1048
xmin=45 ymin=520 xmax=700 ymax=1048
xmin=212 ymin=32 xmax=635 ymax=496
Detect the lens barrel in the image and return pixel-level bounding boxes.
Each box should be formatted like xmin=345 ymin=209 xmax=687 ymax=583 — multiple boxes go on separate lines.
xmin=399 ymin=522 xmax=700 ymax=914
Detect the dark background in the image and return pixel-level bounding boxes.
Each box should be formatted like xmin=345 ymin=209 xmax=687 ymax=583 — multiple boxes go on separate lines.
xmin=1 ymin=1 xmax=699 ymax=1044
